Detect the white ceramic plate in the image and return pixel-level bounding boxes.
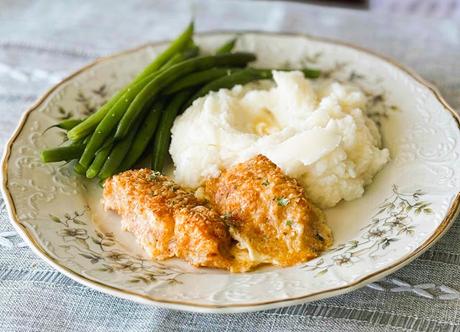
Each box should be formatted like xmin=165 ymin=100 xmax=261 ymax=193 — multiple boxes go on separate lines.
xmin=2 ymin=32 xmax=460 ymax=313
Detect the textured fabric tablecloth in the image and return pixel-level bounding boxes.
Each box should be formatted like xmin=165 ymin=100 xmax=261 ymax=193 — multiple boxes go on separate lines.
xmin=1 ymin=1 xmax=460 ymax=331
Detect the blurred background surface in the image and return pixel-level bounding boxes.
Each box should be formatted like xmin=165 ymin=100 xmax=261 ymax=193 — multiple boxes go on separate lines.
xmin=258 ymin=0 xmax=460 ymax=18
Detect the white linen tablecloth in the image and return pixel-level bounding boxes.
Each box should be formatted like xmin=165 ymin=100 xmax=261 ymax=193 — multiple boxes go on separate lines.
xmin=1 ymin=0 xmax=459 ymax=331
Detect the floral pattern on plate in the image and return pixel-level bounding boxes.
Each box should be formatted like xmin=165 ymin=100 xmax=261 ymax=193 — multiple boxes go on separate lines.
xmin=2 ymin=32 xmax=459 ymax=312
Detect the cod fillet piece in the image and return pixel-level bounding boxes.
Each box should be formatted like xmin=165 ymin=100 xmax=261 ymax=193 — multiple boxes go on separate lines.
xmin=204 ymin=154 xmax=332 ymax=269
xmin=103 ymin=169 xmax=232 ymax=269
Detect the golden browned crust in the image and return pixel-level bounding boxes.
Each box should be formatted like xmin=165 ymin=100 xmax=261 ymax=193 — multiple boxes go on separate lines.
xmin=175 ymin=206 xmax=232 ymax=269
xmin=205 ymin=154 xmax=333 ymax=269
xmin=103 ymin=169 xmax=232 ymax=269
xmin=104 ymin=158 xmax=332 ymax=272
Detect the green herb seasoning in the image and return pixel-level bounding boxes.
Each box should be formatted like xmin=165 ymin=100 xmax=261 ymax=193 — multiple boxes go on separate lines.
xmin=277 ymin=197 xmax=290 ymax=206
xmin=286 ymin=220 xmax=293 ymax=226
xmin=316 ymin=233 xmax=325 ymax=241
xmin=149 ymin=171 xmax=161 ymax=181
xmin=221 ymin=212 xmax=233 ymax=220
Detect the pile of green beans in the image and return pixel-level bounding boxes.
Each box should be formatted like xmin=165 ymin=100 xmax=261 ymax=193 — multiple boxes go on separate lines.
xmin=40 ymin=22 xmax=321 ymax=181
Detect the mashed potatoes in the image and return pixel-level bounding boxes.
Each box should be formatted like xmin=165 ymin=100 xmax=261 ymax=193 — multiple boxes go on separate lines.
xmin=170 ymin=71 xmax=389 ymax=208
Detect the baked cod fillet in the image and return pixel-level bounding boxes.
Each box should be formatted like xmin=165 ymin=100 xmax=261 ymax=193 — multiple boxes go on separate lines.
xmin=204 ymin=154 xmax=332 ymax=270
xmin=103 ymin=169 xmax=232 ymax=269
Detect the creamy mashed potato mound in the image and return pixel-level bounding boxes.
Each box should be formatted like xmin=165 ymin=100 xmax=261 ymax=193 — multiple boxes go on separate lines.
xmin=170 ymin=71 xmax=389 ymax=208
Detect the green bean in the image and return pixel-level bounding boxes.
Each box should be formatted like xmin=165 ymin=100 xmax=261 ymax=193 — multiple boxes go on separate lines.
xmin=67 ymin=22 xmax=194 ymax=142
xmin=137 ymin=22 xmax=194 ymax=81
xmin=69 ymin=137 xmax=91 ymax=173
xmin=301 ymin=68 xmax=321 ymax=79
xmin=77 ymin=44 xmax=205 ymax=170
xmin=161 ymin=53 xmax=182 ymax=70
xmin=183 ymin=43 xmax=200 ymax=57
xmin=44 ymin=118 xmax=83 ymax=134
xmin=160 ymin=44 xmax=199 ymax=70
xmin=215 ymin=37 xmax=237 ymax=54
xmin=74 ymin=162 xmax=86 ymax=175
xmin=68 ymin=98 xmax=118 ymax=142
xmin=77 ymin=72 xmax=158 ymax=170
xmin=86 ymin=143 xmax=113 ymax=179
xmin=80 ymin=46 xmax=198 ymax=167
xmin=187 ymin=68 xmax=271 ymax=105
xmin=151 ymin=91 xmax=192 ymax=172
xmin=40 ymin=145 xmax=85 ymax=163
xmin=68 ymin=134 xmax=91 ymax=147
xmin=117 ymin=101 xmax=165 ymax=171
xmin=58 ymin=118 xmax=83 ymax=130
xmin=98 ymin=120 xmax=143 ymax=180
xmin=115 ymin=52 xmax=256 ymax=139
xmin=164 ymin=68 xmax=240 ymax=95
xmin=187 ymin=67 xmax=321 ymax=106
